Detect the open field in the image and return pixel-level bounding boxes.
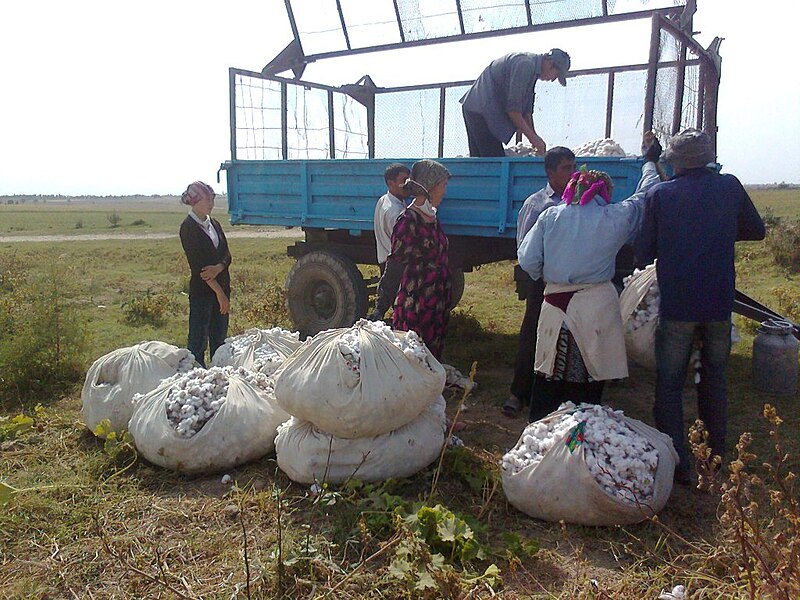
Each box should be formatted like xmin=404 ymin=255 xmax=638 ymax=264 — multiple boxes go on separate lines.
xmin=0 ymin=189 xmax=798 ymax=598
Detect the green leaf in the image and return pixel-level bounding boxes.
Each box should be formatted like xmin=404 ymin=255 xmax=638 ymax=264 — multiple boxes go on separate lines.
xmin=414 ymin=571 xmax=437 ymax=590
xmin=388 ymin=557 xmax=412 ymax=580
xmin=437 ymin=514 xmax=473 ymax=543
xmin=0 ymin=414 xmax=34 ymax=441
xmin=0 ymin=481 xmax=19 ymax=507
xmin=92 ymin=418 xmax=112 ymax=438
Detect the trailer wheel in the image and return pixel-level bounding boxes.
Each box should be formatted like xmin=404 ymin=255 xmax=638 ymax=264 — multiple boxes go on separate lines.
xmin=450 ymin=268 xmax=465 ymax=309
xmin=285 ymin=251 xmax=368 ymax=336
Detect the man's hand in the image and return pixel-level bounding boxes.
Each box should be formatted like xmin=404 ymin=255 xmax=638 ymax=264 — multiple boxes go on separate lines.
xmin=200 ymin=263 xmax=224 ymax=282
xmin=527 ymin=132 xmax=546 ymax=156
xmin=216 ymin=291 xmax=230 ymax=315
xmin=641 ymin=131 xmax=662 ymax=163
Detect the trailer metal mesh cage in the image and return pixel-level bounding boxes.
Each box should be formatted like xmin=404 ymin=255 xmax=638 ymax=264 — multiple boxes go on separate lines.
xmin=286 ymin=0 xmax=687 ymax=57
xmin=228 ymin=0 xmax=719 ymax=161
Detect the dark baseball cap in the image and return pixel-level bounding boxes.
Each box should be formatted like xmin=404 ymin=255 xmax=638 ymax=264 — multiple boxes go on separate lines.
xmin=547 ymin=48 xmax=571 ymax=86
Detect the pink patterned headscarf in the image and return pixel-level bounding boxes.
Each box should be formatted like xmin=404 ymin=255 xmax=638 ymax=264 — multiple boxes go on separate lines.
xmin=562 ymin=166 xmax=613 ymax=206
xmin=181 ymin=181 xmax=215 ymax=206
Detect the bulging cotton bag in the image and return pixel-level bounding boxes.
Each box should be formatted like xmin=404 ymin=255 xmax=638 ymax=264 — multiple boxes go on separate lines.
xmin=81 ymin=341 xmax=194 ymax=437
xmin=619 ymin=263 xmax=659 ymax=370
xmin=275 ymin=396 xmax=446 ymax=484
xmin=502 ymin=405 xmax=678 ymax=526
xmin=272 ymin=321 xmax=446 ymax=438
xmin=129 ymin=370 xmax=289 ymax=474
xmin=211 ymin=327 xmax=302 ymax=375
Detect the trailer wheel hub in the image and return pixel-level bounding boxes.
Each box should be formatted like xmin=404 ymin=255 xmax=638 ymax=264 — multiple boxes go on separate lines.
xmin=310 ymin=282 xmax=336 ymax=319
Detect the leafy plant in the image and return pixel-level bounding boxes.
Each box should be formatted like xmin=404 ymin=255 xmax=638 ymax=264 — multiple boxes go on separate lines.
xmin=121 ymin=289 xmax=173 ymax=327
xmin=765 ymin=216 xmax=800 ymax=273
xmin=0 ymin=262 xmax=86 ymax=403
xmin=130 ymin=219 xmax=148 ymax=226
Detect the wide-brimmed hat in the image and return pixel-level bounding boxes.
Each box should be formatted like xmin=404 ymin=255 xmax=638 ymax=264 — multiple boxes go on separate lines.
xmin=547 ymin=48 xmax=571 ymax=86
xmin=664 ymin=128 xmax=716 ymax=169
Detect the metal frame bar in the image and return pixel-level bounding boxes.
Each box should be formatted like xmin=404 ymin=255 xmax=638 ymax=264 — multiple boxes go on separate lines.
xmin=281 ymin=81 xmax=288 ymax=160
xmin=392 ymin=0 xmax=405 ymax=42
xmin=229 ymin=68 xmax=237 ymax=161
xmin=328 ymin=90 xmax=336 ymax=158
xmin=672 ymin=41 xmax=687 ymax=134
xmin=643 ymin=13 xmax=661 ymax=134
xmin=334 ymin=0 xmax=351 ymax=50
xmin=299 ymin=7 xmax=682 ymax=63
xmin=438 ymin=87 xmax=446 ymax=158
xmin=605 ymin=71 xmax=614 ymax=139
xmin=454 ymin=0 xmax=466 ymax=35
xmin=523 ymin=0 xmax=532 ymax=26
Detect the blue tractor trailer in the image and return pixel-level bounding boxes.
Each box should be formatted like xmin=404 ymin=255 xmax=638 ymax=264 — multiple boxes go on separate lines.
xmin=220 ymin=1 xmax=726 ymax=336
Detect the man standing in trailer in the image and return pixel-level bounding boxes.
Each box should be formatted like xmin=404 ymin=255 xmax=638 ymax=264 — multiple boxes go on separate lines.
xmin=460 ymin=49 xmax=571 ymax=157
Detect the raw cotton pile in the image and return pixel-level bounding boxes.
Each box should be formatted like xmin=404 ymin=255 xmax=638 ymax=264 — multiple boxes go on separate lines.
xmin=82 ymin=341 xmax=197 ymax=438
xmin=624 ymin=269 xmax=660 ymax=334
xmin=502 ymin=402 xmax=678 ymax=525
xmin=211 ymin=327 xmax=302 ymax=375
xmin=129 ymin=366 xmax=289 ymax=474
xmin=158 ymin=366 xmax=274 ymax=438
xmin=275 ymin=395 xmax=447 ymax=484
xmin=502 ymin=403 xmax=658 ymax=503
xmin=573 ymin=138 xmax=627 ymax=157
xmin=273 ymin=319 xmax=445 ymax=438
xmin=504 ymin=142 xmax=539 ymax=157
xmin=337 ymin=320 xmax=433 ymax=374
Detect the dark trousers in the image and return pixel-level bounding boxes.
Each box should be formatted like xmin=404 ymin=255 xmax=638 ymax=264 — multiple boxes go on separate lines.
xmin=188 ymin=293 xmax=229 ymax=368
xmin=654 ymin=320 xmax=732 ymax=476
xmin=528 ymin=374 xmax=605 ymax=422
xmin=510 ymin=278 xmax=546 ymax=404
xmin=371 ymin=258 xmax=403 ymax=319
xmin=462 ymin=107 xmax=505 ymax=157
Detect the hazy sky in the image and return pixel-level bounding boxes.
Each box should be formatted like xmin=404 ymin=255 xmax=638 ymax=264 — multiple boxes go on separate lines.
xmin=1 ymin=0 xmax=797 ymax=195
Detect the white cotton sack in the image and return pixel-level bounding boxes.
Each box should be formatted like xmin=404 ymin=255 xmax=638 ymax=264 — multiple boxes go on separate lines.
xmin=502 ymin=404 xmax=678 ymax=526
xmin=211 ymin=327 xmax=302 ymax=375
xmin=129 ymin=367 xmax=290 ymax=474
xmin=272 ymin=320 xmax=446 ymax=438
xmin=81 ymin=341 xmax=195 ymax=438
xmin=275 ymin=395 xmax=446 ymax=484
xmin=620 ymin=263 xmax=660 ymax=370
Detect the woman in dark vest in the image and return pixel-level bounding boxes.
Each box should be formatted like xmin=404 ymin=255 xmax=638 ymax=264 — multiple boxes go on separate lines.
xmin=179 ymin=181 xmax=232 ymax=367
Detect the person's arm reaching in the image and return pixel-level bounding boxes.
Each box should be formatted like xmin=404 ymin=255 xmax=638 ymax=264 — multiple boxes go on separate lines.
xmin=507 ymin=111 xmax=545 ymax=155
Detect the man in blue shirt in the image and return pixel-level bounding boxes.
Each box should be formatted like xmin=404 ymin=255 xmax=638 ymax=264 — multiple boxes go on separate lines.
xmin=635 ymin=128 xmax=765 ymax=485
xmin=460 ymin=49 xmax=570 ymax=157
xmin=503 ymin=146 xmax=576 ymax=418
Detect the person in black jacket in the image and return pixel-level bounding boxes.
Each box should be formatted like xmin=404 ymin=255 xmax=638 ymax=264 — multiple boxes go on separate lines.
xmin=179 ymin=181 xmax=232 ymax=367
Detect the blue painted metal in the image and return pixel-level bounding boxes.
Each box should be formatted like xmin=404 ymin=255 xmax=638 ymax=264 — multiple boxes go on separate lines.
xmin=221 ymin=156 xmax=645 ymax=239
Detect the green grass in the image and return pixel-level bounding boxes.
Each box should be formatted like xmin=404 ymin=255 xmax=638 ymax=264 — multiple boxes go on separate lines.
xmin=0 ymin=198 xmax=229 ymax=236
xmin=1 ymin=190 xmax=798 ymax=598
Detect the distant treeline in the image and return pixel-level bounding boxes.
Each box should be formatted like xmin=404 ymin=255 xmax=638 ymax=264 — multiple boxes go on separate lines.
xmin=1 ymin=193 xmax=228 ymax=205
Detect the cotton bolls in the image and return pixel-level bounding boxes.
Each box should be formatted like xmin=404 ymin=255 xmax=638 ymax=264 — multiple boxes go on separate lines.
xmin=337 ymin=319 xmax=432 ymax=375
xmin=501 ymin=403 xmax=659 ymax=504
xmin=147 ymin=366 xmax=274 ymax=438
xmin=214 ymin=328 xmax=300 ymax=375
xmin=573 ymin=138 xmax=628 ymax=157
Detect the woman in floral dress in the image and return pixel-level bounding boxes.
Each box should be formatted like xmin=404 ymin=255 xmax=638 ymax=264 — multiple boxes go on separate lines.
xmin=390 ymin=160 xmax=453 ymax=361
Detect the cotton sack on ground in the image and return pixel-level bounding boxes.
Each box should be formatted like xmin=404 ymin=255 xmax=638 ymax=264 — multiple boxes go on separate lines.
xmin=502 ymin=403 xmax=678 ymax=526
xmin=272 ymin=319 xmax=446 ymax=438
xmin=129 ymin=366 xmax=289 ymax=474
xmin=275 ymin=395 xmax=447 ymax=484
xmin=81 ymin=341 xmax=195 ymax=437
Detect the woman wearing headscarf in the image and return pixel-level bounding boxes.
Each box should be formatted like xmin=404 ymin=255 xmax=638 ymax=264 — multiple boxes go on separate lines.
xmin=389 ymin=159 xmax=453 ymax=361
xmin=517 ymin=134 xmax=663 ymax=421
xmin=179 ymin=181 xmax=232 ymax=367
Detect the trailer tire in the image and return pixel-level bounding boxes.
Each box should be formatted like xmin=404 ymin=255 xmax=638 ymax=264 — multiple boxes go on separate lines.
xmin=286 ymin=251 xmax=368 ymax=337
xmin=450 ymin=268 xmax=465 ymax=309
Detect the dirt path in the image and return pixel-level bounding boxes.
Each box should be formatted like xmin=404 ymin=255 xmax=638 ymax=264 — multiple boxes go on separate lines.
xmin=0 ymin=228 xmax=304 ymax=243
